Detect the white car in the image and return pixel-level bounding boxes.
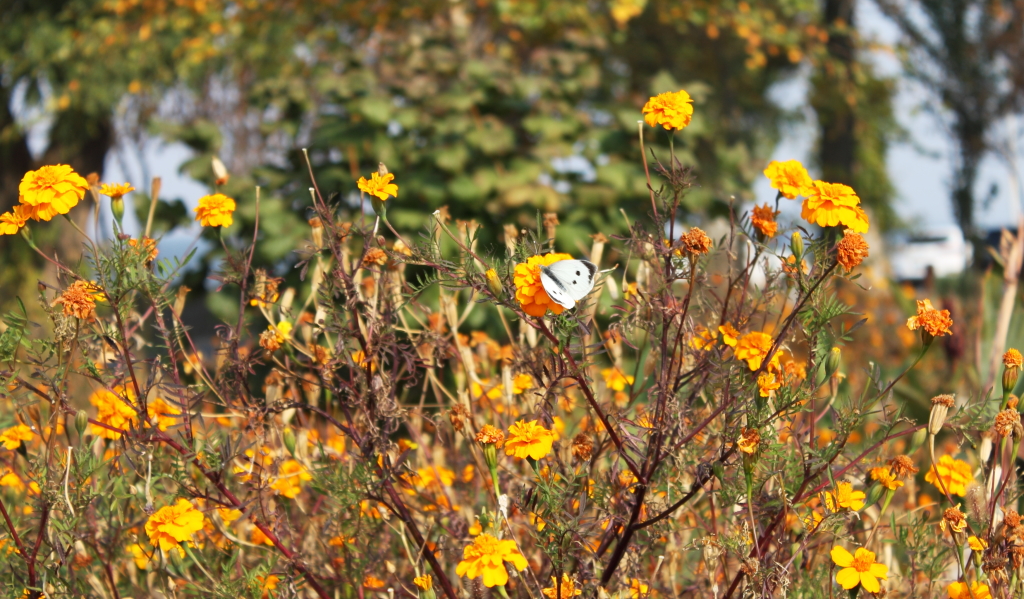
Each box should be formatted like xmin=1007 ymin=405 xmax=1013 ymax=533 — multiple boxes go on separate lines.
xmin=889 ymin=226 xmax=972 ymax=281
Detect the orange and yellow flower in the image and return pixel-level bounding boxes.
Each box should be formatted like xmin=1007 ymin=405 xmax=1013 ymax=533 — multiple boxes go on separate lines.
xmin=18 ymin=164 xmax=89 ymax=221
xmin=98 ymin=183 xmax=135 ymax=199
xmin=270 ymin=459 xmax=312 ymax=498
xmin=925 ymin=455 xmax=973 ymax=496
xmin=514 ymin=253 xmax=573 ymax=317
xmin=763 ymin=160 xmax=813 ymax=200
xmin=542 ymin=574 xmax=581 ymax=599
xmin=194 ymin=193 xmax=236 ymax=227
xmin=89 ymin=386 xmax=139 ymax=440
xmin=357 ymin=172 xmax=398 ymax=201
xmin=0 ymin=425 xmax=33 ymax=450
xmin=734 ymin=331 xmax=775 ymax=371
xmin=751 ymin=204 xmax=778 ymax=238
xmin=505 ymin=420 xmax=557 ymax=460
xmin=601 ymin=367 xmax=635 ymax=392
xmin=906 ymin=298 xmax=953 ymax=338
xmin=0 ymin=205 xmax=32 ymax=235
xmin=947 ymin=581 xmax=992 ymax=599
xmin=145 ymin=498 xmax=205 ymax=555
xmin=642 ymin=90 xmax=694 ymax=131
xmin=455 ymin=533 xmax=528 ymax=587
xmin=823 ymin=481 xmax=866 ymax=511
xmin=801 ymin=181 xmax=869 ymax=233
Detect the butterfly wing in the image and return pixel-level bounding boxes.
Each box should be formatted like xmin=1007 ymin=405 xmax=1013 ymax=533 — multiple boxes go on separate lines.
xmin=540 ymin=259 xmax=597 ymax=310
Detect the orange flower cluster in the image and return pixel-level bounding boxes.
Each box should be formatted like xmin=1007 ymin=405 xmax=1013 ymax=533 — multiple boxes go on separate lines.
xmin=835 ymin=231 xmax=869 ymax=271
xmin=906 ymin=298 xmax=953 ymax=338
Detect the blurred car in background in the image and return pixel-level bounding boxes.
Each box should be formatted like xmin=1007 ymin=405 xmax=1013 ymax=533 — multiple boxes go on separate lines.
xmin=889 ymin=225 xmax=972 ymax=281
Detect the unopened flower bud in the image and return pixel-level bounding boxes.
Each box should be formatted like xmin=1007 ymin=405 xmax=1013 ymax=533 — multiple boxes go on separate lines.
xmin=173 ymin=286 xmax=190 ymax=317
xmin=309 ymin=217 xmax=324 ymax=250
xmin=485 ymin=269 xmax=503 ymax=299
xmin=1004 ymin=348 xmax=1022 ymax=397
xmin=929 ymin=394 xmax=955 ymax=435
xmin=111 ymin=196 xmax=125 ymax=225
xmin=790 ymin=231 xmax=804 ymax=261
xmin=824 ymin=347 xmax=841 ymax=381
xmin=75 ymin=410 xmax=88 ymax=438
xmin=282 ymin=427 xmax=297 ymax=456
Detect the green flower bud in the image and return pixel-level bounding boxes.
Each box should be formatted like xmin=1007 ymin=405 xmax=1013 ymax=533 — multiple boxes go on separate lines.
xmin=75 ymin=410 xmax=88 ymax=439
xmin=282 ymin=427 xmax=297 ymax=457
xmin=790 ymin=231 xmax=804 ymax=261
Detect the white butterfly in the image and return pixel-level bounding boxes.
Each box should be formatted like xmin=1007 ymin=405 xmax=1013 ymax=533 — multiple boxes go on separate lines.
xmin=539 ymin=259 xmax=598 ymax=310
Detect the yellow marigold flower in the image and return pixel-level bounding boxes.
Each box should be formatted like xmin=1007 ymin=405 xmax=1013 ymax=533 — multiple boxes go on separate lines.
xmin=763 ymin=160 xmax=813 ymax=200
xmin=194 ymin=193 xmax=236 ymax=227
xmin=18 ymin=164 xmax=89 ymax=221
xmin=54 ymin=280 xmax=101 ymax=320
xmin=512 ymin=373 xmax=534 ymax=394
xmin=270 ymin=459 xmax=312 ymax=498
xmin=689 ymin=326 xmax=718 ymax=351
xmin=98 ymin=183 xmax=135 ymax=199
xmin=363 ymin=575 xmax=386 ymax=589
xmin=601 ymin=367 xmax=635 ymax=392
xmin=145 ymin=498 xmax=205 ymax=555
xmin=925 ymin=455 xmax=973 ymax=496
xmin=127 ymin=543 xmax=152 ymax=569
xmin=642 ymin=90 xmax=694 ymax=131
xmin=357 ymin=172 xmax=398 ymax=201
xmin=89 ymin=386 xmax=139 ymax=440
xmin=823 ymin=481 xmax=866 ymax=511
xmin=734 ymin=331 xmax=775 ymax=371
xmin=0 ymin=471 xmax=25 ymax=492
xmin=1004 ymin=348 xmax=1023 ymax=368
xmin=680 ymin=226 xmax=712 ymax=254
xmin=471 ymin=378 xmax=503 ymax=402
xmin=217 ymin=507 xmax=242 ymax=524
xmin=830 ymin=546 xmax=887 ymax=593
xmin=736 ymin=427 xmax=760 ymax=455
xmin=542 ymin=574 xmax=581 ymax=599
xmin=455 ymin=533 xmax=528 ymax=587
xmin=251 ymin=526 xmax=274 ymax=546
xmin=0 ymin=425 xmax=33 ymax=450
xmin=628 ymin=578 xmax=650 ymax=599
xmin=906 ymin=298 xmax=953 ymax=338
xmin=413 ymin=574 xmax=433 ymax=591
xmin=869 ymin=467 xmax=903 ymax=491
xmin=505 ymin=420 xmax=557 ymax=460
xmin=513 ymin=253 xmax=574 ymax=317
xmin=718 ymin=323 xmax=740 ymax=347
xmin=835 ymin=230 xmax=869 ymax=271
xmin=801 ymin=180 xmax=869 ymax=233
xmin=968 ymin=535 xmax=988 ymax=552
xmin=0 ymin=205 xmax=32 ymax=235
xmin=147 ymin=397 xmax=180 ymax=431
xmin=757 ymin=371 xmax=781 ymax=398
xmin=948 ymin=582 xmax=991 ymax=599
xmin=751 ymin=203 xmax=778 ymax=238
xmin=475 ymin=424 xmax=505 ymax=447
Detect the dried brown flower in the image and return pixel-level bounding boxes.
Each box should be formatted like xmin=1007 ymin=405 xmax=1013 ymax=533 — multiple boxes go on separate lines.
xmin=259 ymin=329 xmax=282 ymax=352
xmin=53 ymin=280 xmax=99 ymax=320
xmin=449 ymin=404 xmax=469 ymax=432
xmin=571 ymin=433 xmax=593 ymax=462
xmin=363 ymin=248 xmax=388 ymax=266
xmin=680 ymin=227 xmax=712 ymax=255
xmin=737 ymin=427 xmax=760 ymax=455
xmin=994 ymin=409 xmax=1021 ymax=438
xmin=888 ymin=455 xmax=918 ymax=480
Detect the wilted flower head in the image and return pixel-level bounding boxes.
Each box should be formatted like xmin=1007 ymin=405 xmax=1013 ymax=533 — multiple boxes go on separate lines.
xmin=993 ymin=409 xmax=1021 ymax=438
xmin=542 ymin=574 xmax=581 ymax=599
xmin=736 ymin=428 xmax=760 ymax=455
xmin=680 ymin=227 xmax=712 ymax=255
xmin=571 ymin=433 xmax=593 ymax=461
xmin=54 ymin=280 xmax=102 ymax=320
xmin=641 ymin=90 xmax=694 ymax=131
xmin=888 ymin=455 xmax=918 ymax=480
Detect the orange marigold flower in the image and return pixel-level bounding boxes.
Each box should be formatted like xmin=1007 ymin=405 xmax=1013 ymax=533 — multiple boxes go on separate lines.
xmin=968 ymin=535 xmax=988 ymax=552
xmin=948 ymin=582 xmax=992 ymax=599
xmin=98 ymin=183 xmax=135 ymax=199
xmin=505 ymin=420 xmax=557 ymax=460
xmin=363 ymin=575 xmax=386 ymax=589
xmin=542 ymin=574 xmax=582 ymax=599
xmin=994 ymin=408 xmax=1020 ymax=438
xmin=512 ymin=373 xmax=534 ymax=394
xmin=889 ymin=455 xmax=918 ymax=480
xmin=906 ymin=299 xmax=953 ymax=338
xmin=718 ymin=323 xmax=740 ymax=347
xmin=147 ymin=397 xmax=180 ymax=431
xmin=475 ymin=424 xmax=505 ymax=447
xmin=689 ymin=326 xmax=718 ymax=351
xmin=823 ymin=481 xmax=866 ymax=512
xmin=455 ymin=533 xmax=528 ymax=587
xmin=144 ymin=498 xmax=205 ymax=555
xmin=270 ymin=459 xmax=312 ymax=498
xmin=641 ymin=90 xmax=694 ymax=131
xmin=835 ymin=230 xmax=869 ymax=271
xmin=801 ymin=181 xmax=869 ymax=233
xmin=940 ymin=504 xmax=967 ymax=534
xmin=0 ymin=205 xmax=32 ymax=235
xmin=869 ymin=467 xmax=903 ymax=491
xmin=736 ymin=428 xmax=760 ymax=455
xmin=925 ymin=455 xmax=973 ymax=496
xmin=628 ymin=579 xmax=650 ymax=599
xmin=734 ymin=331 xmax=775 ymax=371
xmin=830 ymin=546 xmax=887 ymax=593
xmin=357 ymin=172 xmax=398 ymax=201
xmin=757 ymin=371 xmax=781 ymax=397
xmin=18 ymin=164 xmax=89 ymax=221
xmin=680 ymin=227 xmax=712 ymax=255
xmin=363 ymin=248 xmax=388 ymax=266
xmin=53 ymin=280 xmax=100 ymax=320
xmin=763 ymin=160 xmax=814 ymax=200
xmin=128 ymin=236 xmax=159 ymax=265
xmin=751 ymin=204 xmax=778 ymax=238
xmin=0 ymin=425 xmax=33 ymax=450
xmin=413 ymin=574 xmax=433 ymax=591
xmin=513 ymin=253 xmax=573 ymax=317
xmin=257 ymin=575 xmax=280 ymax=598
xmin=89 ymin=386 xmax=139 ymax=440
xmin=194 ymin=193 xmax=236 ymax=227
xmin=1004 ymin=348 xmax=1023 ymax=368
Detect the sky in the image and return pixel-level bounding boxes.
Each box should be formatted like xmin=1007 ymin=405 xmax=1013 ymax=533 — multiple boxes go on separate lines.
xmin=91 ymin=0 xmax=1024 ymax=250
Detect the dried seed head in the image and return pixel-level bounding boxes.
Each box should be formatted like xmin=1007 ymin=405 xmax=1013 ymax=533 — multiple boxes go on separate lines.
xmin=571 ymin=433 xmax=593 ymax=462
xmin=928 ymin=394 xmax=955 ymax=435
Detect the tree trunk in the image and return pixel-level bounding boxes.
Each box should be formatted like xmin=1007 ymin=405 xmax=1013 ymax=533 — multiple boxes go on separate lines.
xmin=816 ymin=0 xmax=857 ymax=186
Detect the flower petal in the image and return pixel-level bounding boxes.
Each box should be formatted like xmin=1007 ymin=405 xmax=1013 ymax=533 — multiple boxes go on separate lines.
xmin=830 ymin=546 xmax=854 ymax=568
